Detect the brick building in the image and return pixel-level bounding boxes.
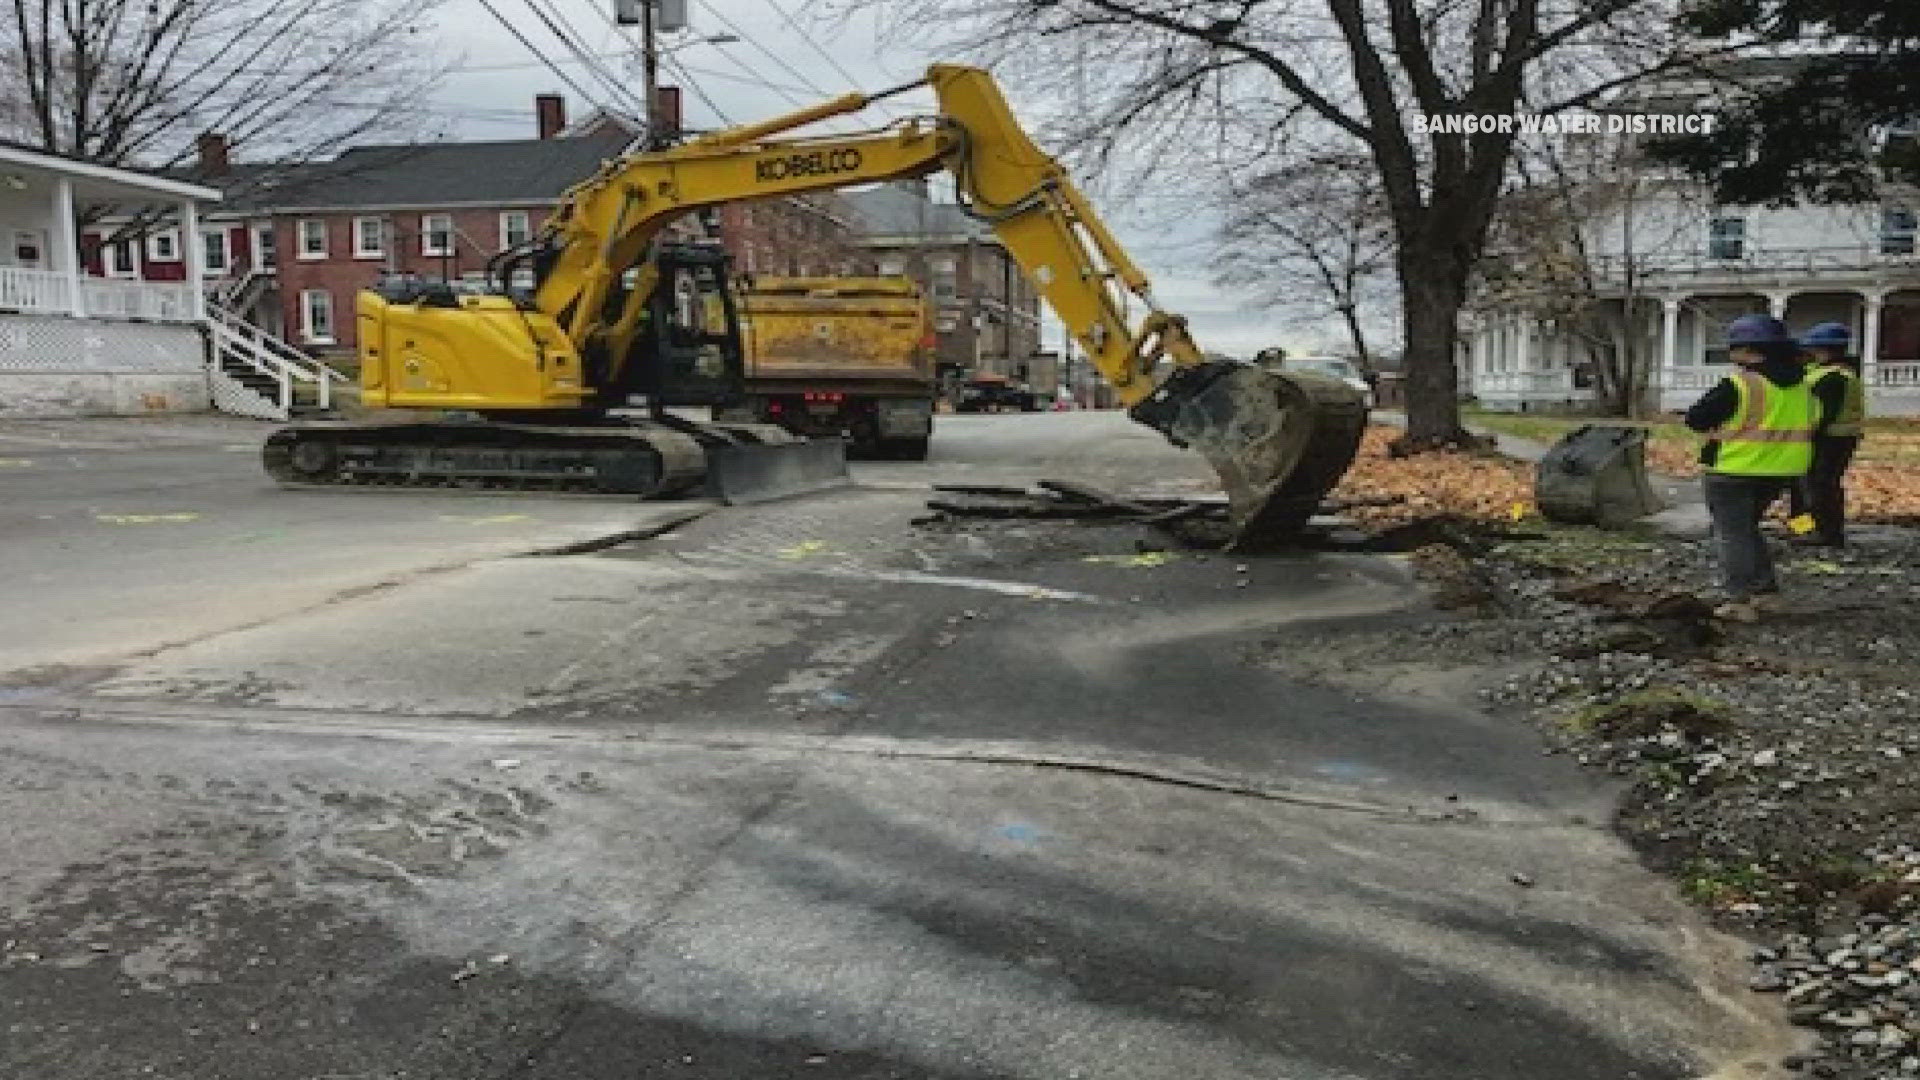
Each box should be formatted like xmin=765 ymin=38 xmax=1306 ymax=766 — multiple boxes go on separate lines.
xmin=85 ymin=98 xmax=865 ymax=356
xmin=716 ymin=194 xmax=859 ymax=278
xmin=839 ymin=182 xmax=1046 ymax=390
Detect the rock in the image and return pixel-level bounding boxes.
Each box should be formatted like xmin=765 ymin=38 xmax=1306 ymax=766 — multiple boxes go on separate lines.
xmin=1510 ymin=872 xmax=1535 ymax=887
xmin=1852 ymin=1029 xmax=1883 ymax=1046
xmin=1824 ymin=1007 xmax=1875 ymax=1028
xmin=1754 ymin=748 xmax=1781 ymax=767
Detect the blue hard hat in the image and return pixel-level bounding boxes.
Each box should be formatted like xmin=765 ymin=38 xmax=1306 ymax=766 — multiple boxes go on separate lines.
xmin=1727 ymin=314 xmax=1792 ymax=346
xmin=1801 ymin=321 xmax=1852 ymax=348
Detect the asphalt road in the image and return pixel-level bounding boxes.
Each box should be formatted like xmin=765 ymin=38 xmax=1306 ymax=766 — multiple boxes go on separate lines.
xmin=0 ymin=411 xmax=1789 ymax=1078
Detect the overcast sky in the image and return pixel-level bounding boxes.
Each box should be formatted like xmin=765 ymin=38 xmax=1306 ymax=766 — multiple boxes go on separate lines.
xmin=423 ymin=0 xmax=1351 ymax=358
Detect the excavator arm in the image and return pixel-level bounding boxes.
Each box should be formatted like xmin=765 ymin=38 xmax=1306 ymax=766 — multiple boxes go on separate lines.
xmin=351 ymin=64 xmax=1365 ymax=545
xmin=534 ymin=65 xmax=1186 ymax=409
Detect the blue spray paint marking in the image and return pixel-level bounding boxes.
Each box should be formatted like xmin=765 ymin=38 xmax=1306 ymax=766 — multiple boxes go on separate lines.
xmin=997 ymin=823 xmax=1040 ymax=843
xmin=1310 ymin=759 xmax=1392 ymax=783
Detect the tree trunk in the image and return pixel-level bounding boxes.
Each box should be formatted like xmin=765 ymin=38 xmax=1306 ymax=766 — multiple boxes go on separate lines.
xmin=1393 ymin=243 xmax=1480 ymax=453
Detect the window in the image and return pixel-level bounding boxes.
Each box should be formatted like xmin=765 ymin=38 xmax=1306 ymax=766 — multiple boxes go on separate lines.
xmin=147 ymin=230 xmax=179 ymax=262
xmin=300 ymin=289 xmax=335 ymax=344
xmin=201 ymin=230 xmax=228 ymax=274
xmin=1708 ymin=216 xmax=1746 ymax=260
xmin=421 ymin=213 xmax=453 ymax=257
xmin=499 ymin=211 xmax=531 ymax=249
xmin=1883 ymin=207 xmax=1917 ymax=256
xmin=104 ymin=236 xmax=138 ymax=277
xmin=253 ymin=223 xmax=277 ymax=269
xmin=929 ymin=255 xmax=958 ymax=303
xmin=877 ymin=256 xmax=906 ymax=276
xmin=297 ymin=219 xmax=327 ymax=259
xmin=353 ymin=217 xmax=386 ymax=258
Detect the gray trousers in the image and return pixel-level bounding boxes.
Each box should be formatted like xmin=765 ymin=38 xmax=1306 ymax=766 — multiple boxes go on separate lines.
xmin=1702 ymin=473 xmax=1791 ymax=599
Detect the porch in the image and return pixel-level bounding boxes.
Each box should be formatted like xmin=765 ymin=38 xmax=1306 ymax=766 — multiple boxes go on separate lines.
xmin=1465 ymin=282 xmax=1920 ymax=415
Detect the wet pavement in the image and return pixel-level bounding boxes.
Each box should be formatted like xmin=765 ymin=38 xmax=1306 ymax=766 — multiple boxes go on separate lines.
xmin=0 ymin=411 xmax=1790 ymax=1078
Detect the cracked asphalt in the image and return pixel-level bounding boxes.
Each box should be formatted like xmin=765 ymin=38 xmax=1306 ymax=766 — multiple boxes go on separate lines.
xmin=0 ymin=411 xmax=1790 ymax=1078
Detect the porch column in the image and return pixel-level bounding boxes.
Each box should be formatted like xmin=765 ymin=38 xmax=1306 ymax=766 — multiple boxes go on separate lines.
xmin=1862 ymin=291 xmax=1884 ymax=387
xmin=1768 ymin=292 xmax=1788 ymax=318
xmin=1516 ymin=316 xmax=1534 ymax=372
xmin=51 ymin=177 xmax=83 ymax=316
xmin=180 ymin=198 xmax=205 ymax=322
xmin=1660 ymin=296 xmax=1680 ymax=373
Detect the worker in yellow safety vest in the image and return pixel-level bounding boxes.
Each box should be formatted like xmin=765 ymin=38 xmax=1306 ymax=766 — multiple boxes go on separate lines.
xmin=1786 ymin=321 xmax=1866 ymax=548
xmin=1682 ymin=314 xmax=1817 ymax=622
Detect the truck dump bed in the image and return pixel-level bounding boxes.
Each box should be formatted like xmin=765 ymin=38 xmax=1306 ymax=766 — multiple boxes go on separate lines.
xmin=738 ymin=276 xmax=934 ymax=390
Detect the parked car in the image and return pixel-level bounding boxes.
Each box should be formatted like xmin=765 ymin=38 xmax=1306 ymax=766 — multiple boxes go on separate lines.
xmin=1272 ymin=356 xmax=1375 ymax=408
xmin=955 ymin=374 xmax=1043 ymax=413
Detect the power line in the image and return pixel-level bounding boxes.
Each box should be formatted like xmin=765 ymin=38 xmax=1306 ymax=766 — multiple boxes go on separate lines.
xmin=760 ymin=0 xmax=862 ymax=90
xmin=690 ymin=0 xmax=832 ymax=100
xmin=470 ymin=0 xmax=607 ymax=112
xmin=658 ymin=52 xmax=733 ymax=127
xmin=518 ymin=0 xmax=650 ymax=117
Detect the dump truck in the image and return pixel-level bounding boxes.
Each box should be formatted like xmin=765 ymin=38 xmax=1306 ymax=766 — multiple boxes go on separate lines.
xmin=726 ymin=275 xmax=937 ymax=460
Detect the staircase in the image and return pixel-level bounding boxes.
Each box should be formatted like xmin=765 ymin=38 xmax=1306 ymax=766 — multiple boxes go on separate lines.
xmin=205 ymin=301 xmax=348 ymax=421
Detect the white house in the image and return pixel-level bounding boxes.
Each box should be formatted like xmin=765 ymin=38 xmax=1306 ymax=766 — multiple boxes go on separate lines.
xmin=0 ymin=140 xmax=224 ymax=416
xmin=1464 ymin=182 xmax=1920 ymax=414
xmin=1464 ymin=55 xmax=1920 ymax=416
xmin=0 ymin=140 xmax=337 ymax=419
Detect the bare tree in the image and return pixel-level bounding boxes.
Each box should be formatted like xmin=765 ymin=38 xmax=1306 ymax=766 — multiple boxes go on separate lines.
xmin=845 ymin=0 xmax=1736 ymax=450
xmin=1214 ymin=153 xmax=1396 ymax=383
xmin=2 ymin=0 xmax=445 ymax=175
xmin=1479 ymin=131 xmax=1710 ymax=416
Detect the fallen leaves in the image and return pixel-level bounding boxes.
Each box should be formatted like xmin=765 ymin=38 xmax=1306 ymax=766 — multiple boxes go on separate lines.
xmin=1332 ymin=427 xmax=1535 ymax=527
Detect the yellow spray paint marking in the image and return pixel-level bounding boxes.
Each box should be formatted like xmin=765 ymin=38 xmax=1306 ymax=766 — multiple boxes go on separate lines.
xmin=1787 ymin=513 xmax=1817 ymax=535
xmin=437 ymin=514 xmax=535 ymax=525
xmin=1082 ymin=551 xmax=1177 ymax=568
xmin=0 ymin=458 xmax=33 ymax=467
xmin=776 ymin=540 xmax=831 ymax=560
xmin=1510 ymin=502 xmax=1529 ymax=522
xmin=96 ymin=513 xmax=200 ymax=525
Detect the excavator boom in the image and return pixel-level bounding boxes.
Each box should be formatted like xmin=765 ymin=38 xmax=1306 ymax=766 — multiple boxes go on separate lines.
xmin=274 ymin=65 xmax=1366 ymax=544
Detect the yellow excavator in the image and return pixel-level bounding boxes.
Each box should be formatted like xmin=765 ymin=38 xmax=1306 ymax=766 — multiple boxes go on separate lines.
xmin=264 ymin=64 xmax=1367 ymax=545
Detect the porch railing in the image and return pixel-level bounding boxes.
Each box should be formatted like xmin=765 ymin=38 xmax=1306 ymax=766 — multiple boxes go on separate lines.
xmin=0 ymin=266 xmax=74 ymax=314
xmin=0 ymin=265 xmax=193 ymax=322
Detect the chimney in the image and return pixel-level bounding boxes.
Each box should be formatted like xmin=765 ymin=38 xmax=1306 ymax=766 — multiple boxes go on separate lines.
xmin=654 ymin=86 xmax=683 ymax=141
xmin=196 ymin=132 xmax=230 ymax=177
xmin=535 ymin=93 xmax=567 ymax=140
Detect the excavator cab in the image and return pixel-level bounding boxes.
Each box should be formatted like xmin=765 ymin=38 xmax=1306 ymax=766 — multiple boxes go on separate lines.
xmin=584 ymin=244 xmax=749 ymax=409
xmin=623 ymin=245 xmax=747 ymax=407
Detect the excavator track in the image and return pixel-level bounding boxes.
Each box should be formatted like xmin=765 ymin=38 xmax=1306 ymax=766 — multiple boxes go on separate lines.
xmin=263 ymin=419 xmax=714 ymax=496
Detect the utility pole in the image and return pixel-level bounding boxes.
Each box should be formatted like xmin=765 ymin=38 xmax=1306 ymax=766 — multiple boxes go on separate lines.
xmin=641 ymin=0 xmax=661 ymax=148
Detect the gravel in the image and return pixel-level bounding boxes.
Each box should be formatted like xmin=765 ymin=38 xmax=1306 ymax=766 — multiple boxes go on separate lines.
xmin=1459 ymin=520 xmax=1920 ymax=1079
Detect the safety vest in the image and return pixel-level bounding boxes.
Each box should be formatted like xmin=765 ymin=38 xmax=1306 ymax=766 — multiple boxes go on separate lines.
xmin=1709 ymin=369 xmax=1815 ymax=476
xmin=1808 ymin=363 xmax=1866 ymax=437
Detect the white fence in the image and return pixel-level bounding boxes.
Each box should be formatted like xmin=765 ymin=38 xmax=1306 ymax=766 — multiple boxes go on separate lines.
xmin=0 ymin=266 xmax=192 ymax=322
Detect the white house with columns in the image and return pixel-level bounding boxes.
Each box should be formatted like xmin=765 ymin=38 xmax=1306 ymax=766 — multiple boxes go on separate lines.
xmin=1464 ymin=181 xmax=1920 ymax=415
xmin=0 ymin=140 xmax=333 ymax=418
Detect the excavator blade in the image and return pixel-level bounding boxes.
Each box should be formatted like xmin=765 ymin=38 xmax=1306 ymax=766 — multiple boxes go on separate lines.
xmin=1130 ymin=363 xmax=1368 ymax=551
xmin=704 ymin=435 xmax=852 ymax=505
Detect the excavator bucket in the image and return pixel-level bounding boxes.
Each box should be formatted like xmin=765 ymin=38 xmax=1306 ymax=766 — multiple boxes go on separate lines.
xmin=702 ymin=431 xmax=852 ymax=505
xmin=1131 ymin=363 xmax=1369 ymax=550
